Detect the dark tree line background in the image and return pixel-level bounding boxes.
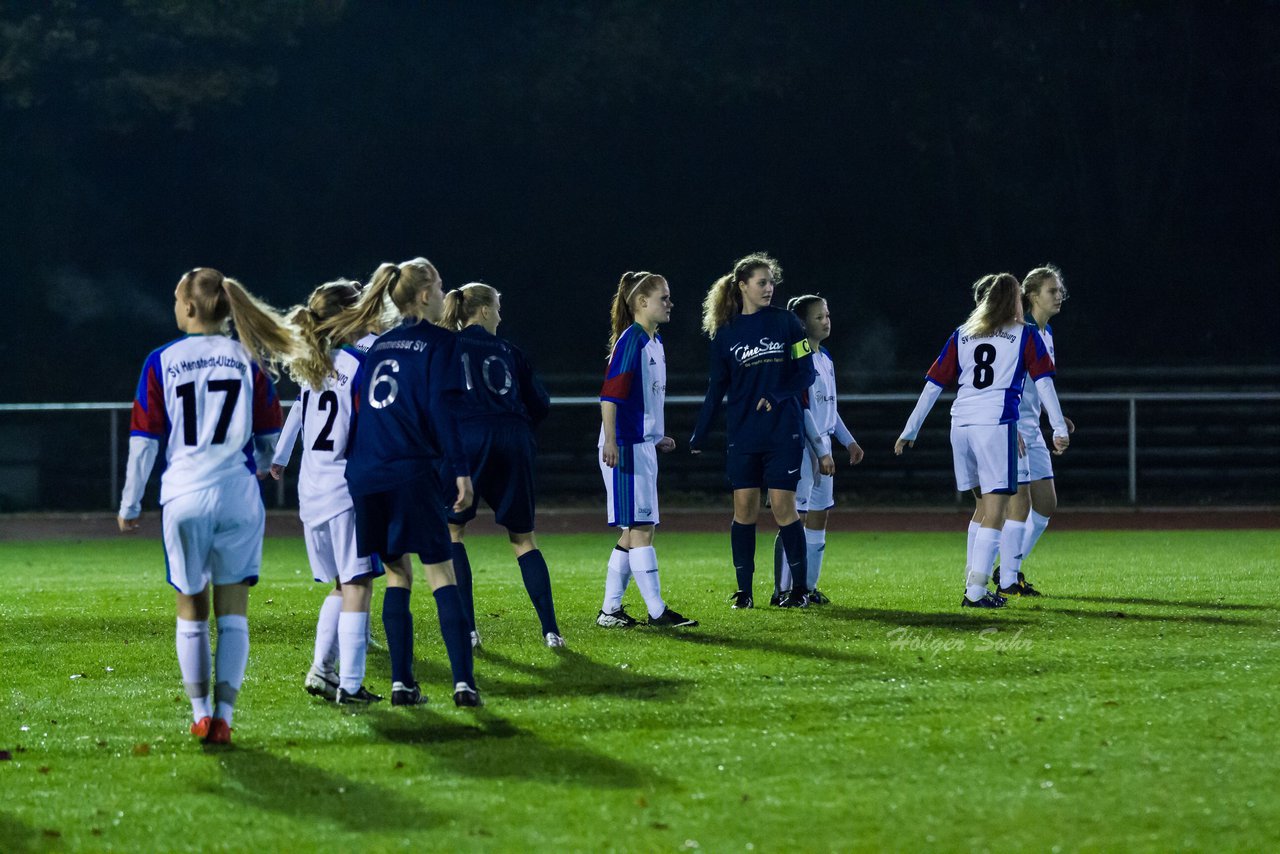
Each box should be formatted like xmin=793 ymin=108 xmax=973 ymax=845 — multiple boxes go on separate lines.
xmin=3 ymin=0 xmax=1277 ymax=403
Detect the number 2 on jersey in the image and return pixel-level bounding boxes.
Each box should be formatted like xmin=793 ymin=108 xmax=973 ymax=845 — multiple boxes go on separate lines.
xmin=301 ymin=389 xmax=340 ymax=451
xmin=175 ymin=379 xmax=242 ymax=446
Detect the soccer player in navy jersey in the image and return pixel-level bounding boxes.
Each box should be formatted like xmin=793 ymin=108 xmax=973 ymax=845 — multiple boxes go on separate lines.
xmin=329 ymin=258 xmax=480 ymax=708
xmin=689 ymin=253 xmax=817 ymax=610
xmin=437 ymin=282 xmax=565 ymax=648
xmin=118 ymin=268 xmax=292 ymax=745
xmin=895 ymin=273 xmax=1069 ymax=609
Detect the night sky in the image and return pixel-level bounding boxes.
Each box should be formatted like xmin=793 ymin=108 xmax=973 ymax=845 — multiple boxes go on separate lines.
xmin=4 ymin=1 xmax=1277 ymax=402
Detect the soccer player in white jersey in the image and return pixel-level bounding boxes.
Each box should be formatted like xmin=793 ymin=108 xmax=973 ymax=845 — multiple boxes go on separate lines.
xmin=598 ymin=272 xmax=698 ymax=628
xmin=995 ymin=265 xmax=1074 ymax=595
xmin=118 ymin=268 xmax=294 ymax=745
xmin=894 ymin=273 xmax=1069 ymax=608
xmin=271 ymin=279 xmax=384 ymax=705
xmin=772 ymin=295 xmax=864 ymax=605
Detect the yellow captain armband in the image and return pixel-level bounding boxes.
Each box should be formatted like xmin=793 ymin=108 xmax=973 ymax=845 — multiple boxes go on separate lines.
xmin=790 ymin=339 xmax=813 ymax=359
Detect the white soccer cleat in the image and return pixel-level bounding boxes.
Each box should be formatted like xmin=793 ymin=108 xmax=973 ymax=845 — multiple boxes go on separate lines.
xmin=544 ymin=632 xmax=566 ymax=648
xmin=304 ymin=666 xmax=338 ymax=701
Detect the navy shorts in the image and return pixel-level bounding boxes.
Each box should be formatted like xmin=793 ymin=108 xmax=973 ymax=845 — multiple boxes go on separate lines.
xmin=352 ymin=471 xmax=452 ymax=565
xmin=727 ymin=436 xmax=806 ymax=492
xmin=445 ymin=422 xmax=538 ymax=534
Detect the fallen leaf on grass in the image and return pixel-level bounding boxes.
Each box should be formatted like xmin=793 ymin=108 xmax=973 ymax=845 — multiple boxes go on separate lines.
xmin=132 ymin=743 xmax=151 ymax=756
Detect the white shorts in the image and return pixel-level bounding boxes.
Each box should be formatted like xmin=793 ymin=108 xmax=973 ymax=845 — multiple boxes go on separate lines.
xmin=795 ymin=449 xmax=835 ymax=513
xmin=162 ymin=475 xmax=264 ymax=596
xmin=951 ymin=422 xmax=1017 ymax=495
xmin=601 ymin=440 xmax=660 ymax=527
xmin=1017 ymin=430 xmax=1055 ymax=483
xmin=304 ymin=508 xmax=378 ymax=584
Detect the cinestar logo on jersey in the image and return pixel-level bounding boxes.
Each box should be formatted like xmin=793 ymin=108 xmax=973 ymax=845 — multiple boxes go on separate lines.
xmin=730 ymin=337 xmax=785 ymax=364
xmin=167 ymin=355 xmax=247 ymax=378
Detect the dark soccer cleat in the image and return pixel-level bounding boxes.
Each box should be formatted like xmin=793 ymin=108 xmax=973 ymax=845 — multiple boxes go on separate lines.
xmin=304 ymin=666 xmax=339 ymax=701
xmin=204 ymin=718 xmax=231 ymax=745
xmin=769 ymin=590 xmax=785 ymax=607
xmin=961 ymin=592 xmax=1007 ymax=609
xmin=596 ymin=607 xmax=639 ymax=628
xmin=729 ymin=590 xmax=754 ymax=609
xmin=336 ymin=685 xmax=384 ymax=705
xmin=391 ymin=680 xmax=429 ymax=706
xmin=190 ymin=716 xmax=212 ymax=739
xmin=998 ymin=579 xmax=1040 ymax=597
xmin=1015 ymin=574 xmax=1042 ymax=596
xmin=452 ymin=682 xmax=482 ymax=707
xmin=778 ymin=589 xmax=809 ymax=608
xmin=647 ymin=607 xmax=699 ymax=628
xmin=808 ymin=589 xmax=831 ymax=605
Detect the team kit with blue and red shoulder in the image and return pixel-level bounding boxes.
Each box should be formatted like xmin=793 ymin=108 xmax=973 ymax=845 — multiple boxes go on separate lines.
xmin=120 ymin=263 xmax=1070 ymax=738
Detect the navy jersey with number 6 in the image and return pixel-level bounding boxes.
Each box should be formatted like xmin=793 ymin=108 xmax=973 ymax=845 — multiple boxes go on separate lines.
xmin=690 ymin=306 xmax=816 ymax=454
xmin=344 ymin=320 xmax=469 ymax=497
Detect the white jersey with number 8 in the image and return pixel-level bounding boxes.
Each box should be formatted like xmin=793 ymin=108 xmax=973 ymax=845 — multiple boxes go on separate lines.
xmin=925 ymin=322 xmax=1056 ymax=426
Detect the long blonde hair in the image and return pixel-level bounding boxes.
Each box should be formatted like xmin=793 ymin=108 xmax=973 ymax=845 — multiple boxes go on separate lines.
xmin=440 ymin=282 xmax=499 ymax=331
xmin=181 ymin=267 xmax=297 ymax=374
xmin=326 ymin=257 xmax=439 ymax=344
xmin=960 ymin=273 xmax=1022 ymax=338
xmin=700 ymin=252 xmax=782 ymax=338
xmin=287 ymin=279 xmax=363 ymax=390
xmin=607 ymin=271 xmax=667 ymax=353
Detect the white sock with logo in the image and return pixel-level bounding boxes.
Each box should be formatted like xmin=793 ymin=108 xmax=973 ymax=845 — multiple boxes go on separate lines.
xmin=176 ymin=618 xmax=212 ymax=722
xmin=965 ymin=520 xmax=982 ymax=573
xmin=1022 ymin=511 xmax=1052 ymax=565
xmin=602 ymin=547 xmax=631 ymax=613
xmin=313 ymin=593 xmax=341 ymax=673
xmin=629 ymin=546 xmax=666 ymax=619
xmin=805 ymin=528 xmax=827 ymax=589
xmin=999 ymin=520 xmax=1026 ymax=588
xmin=966 ymin=528 xmax=1001 ymax=601
xmin=337 ymin=610 xmax=370 ymax=694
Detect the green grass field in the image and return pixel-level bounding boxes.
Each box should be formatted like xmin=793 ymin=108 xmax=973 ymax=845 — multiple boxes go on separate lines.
xmin=2 ymin=529 xmax=1278 ymax=852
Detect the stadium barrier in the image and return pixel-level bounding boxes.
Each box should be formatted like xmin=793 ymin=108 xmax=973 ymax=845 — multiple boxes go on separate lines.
xmin=2 ymin=391 xmax=1277 ymax=511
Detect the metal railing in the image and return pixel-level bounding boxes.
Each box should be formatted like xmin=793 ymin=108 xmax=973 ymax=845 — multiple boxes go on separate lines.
xmin=3 ymin=391 xmax=1278 ymax=509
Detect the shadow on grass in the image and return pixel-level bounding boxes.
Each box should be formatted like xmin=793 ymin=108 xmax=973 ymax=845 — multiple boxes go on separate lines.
xmin=207 ymin=746 xmax=444 ymax=831
xmin=0 ymin=811 xmax=38 ymax=853
xmin=1054 ymin=594 xmax=1278 ymax=613
xmin=476 ymin=647 xmax=689 ymax=701
xmin=366 ymin=708 xmax=658 ymax=789
xmin=659 ymin=628 xmax=874 ymax=664
xmin=1032 ymin=606 xmax=1264 ymax=626
xmin=811 ymin=605 xmax=1035 ymax=630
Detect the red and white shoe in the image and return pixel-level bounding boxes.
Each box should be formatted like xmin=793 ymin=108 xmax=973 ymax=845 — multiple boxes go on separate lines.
xmin=204 ymin=718 xmax=232 ymax=745
xmin=190 ymin=716 xmax=212 ymax=739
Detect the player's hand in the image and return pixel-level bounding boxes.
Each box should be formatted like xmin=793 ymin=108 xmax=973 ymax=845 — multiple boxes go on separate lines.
xmin=1052 ymin=434 xmax=1070 ymax=455
xmin=602 ymin=440 xmax=619 ymax=468
xmin=755 ymin=397 xmax=772 ymax=412
xmin=269 ymin=463 xmax=285 ymax=481
xmin=656 ymin=436 xmax=676 ymax=453
xmin=818 ymin=454 xmax=836 ymax=476
xmin=847 ymin=441 xmax=864 ymax=465
xmin=894 ymin=437 xmax=913 ymax=456
xmin=118 ymin=515 xmax=139 ymax=534
xmin=453 ymin=477 xmax=475 ymax=513
xmin=1018 ymin=434 xmax=1027 ymax=457
xmin=1065 ymin=416 xmax=1076 ymax=434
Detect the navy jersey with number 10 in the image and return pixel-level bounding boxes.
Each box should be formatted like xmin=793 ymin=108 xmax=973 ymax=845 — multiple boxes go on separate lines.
xmin=451 ymin=325 xmax=551 ymax=426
